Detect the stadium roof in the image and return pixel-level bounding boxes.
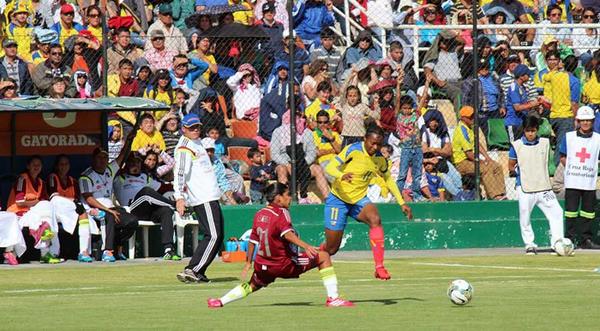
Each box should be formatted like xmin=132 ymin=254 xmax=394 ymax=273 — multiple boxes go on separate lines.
xmin=0 ymin=97 xmax=170 ymax=112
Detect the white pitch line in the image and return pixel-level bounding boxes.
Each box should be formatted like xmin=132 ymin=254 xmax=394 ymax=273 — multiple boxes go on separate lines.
xmin=411 ymin=262 xmax=595 ymax=273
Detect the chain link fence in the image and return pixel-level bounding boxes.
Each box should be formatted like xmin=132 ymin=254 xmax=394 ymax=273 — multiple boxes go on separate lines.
xmin=2 ymin=0 xmax=599 ymax=205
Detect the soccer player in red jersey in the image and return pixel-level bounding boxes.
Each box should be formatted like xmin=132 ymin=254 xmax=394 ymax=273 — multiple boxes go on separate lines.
xmin=207 ymin=183 xmax=353 ymax=308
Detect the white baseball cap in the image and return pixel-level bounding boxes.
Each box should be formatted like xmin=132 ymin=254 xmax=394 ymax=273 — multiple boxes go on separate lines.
xmin=576 ymin=106 xmax=595 ymax=120
xmin=201 ymin=137 xmax=216 ymax=150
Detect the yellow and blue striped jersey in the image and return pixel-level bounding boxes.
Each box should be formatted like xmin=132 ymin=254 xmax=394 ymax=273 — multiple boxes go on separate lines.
xmin=326 ymin=142 xmax=404 ymax=205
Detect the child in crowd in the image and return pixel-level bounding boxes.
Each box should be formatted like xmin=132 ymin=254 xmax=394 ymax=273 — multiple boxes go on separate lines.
xmin=248 ymin=147 xmax=271 ymax=203
xmin=207 ymin=126 xmax=227 ymax=161
xmin=395 ymin=95 xmax=423 ymax=201
xmin=131 ymin=113 xmax=166 ymax=152
xmin=157 ymin=112 xmax=181 ymax=157
xmin=202 ymin=138 xmax=249 ymax=205
xmin=420 ymin=159 xmax=445 ymax=202
xmin=74 ymin=71 xmax=92 ymax=98
xmin=107 ymin=120 xmax=124 ymax=162
xmin=455 ymin=175 xmax=476 ymax=201
xmin=338 ymin=69 xmax=380 ymax=146
xmin=367 ymin=144 xmax=395 ymax=203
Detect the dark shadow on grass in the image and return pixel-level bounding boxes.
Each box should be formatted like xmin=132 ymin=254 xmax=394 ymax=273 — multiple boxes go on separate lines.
xmin=262 ymin=297 xmax=424 ymax=307
xmin=209 ymin=277 xmax=240 ymax=283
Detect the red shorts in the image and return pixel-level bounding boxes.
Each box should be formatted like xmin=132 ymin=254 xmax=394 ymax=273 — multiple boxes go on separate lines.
xmin=251 ymin=253 xmax=319 ymax=288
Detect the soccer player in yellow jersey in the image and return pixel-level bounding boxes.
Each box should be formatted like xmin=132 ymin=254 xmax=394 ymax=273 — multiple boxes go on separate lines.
xmin=323 ymin=125 xmax=412 ymax=280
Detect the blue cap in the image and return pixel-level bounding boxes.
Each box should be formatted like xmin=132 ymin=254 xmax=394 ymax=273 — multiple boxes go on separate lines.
xmin=514 ymin=64 xmax=531 ymax=78
xmin=182 ymin=113 xmax=201 ymax=127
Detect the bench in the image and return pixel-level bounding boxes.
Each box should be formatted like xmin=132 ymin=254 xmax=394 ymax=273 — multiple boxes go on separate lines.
xmin=175 ymin=212 xmax=199 ymax=258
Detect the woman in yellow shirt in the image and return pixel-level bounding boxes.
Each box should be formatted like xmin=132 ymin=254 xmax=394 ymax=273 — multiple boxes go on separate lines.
xmin=143 ymin=69 xmax=175 ymax=120
xmin=583 ymin=67 xmax=600 ymax=105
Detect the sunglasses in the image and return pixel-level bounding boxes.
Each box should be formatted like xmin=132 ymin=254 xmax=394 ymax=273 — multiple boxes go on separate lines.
xmin=62 ymin=12 xmax=75 ymax=16
xmin=51 ymin=52 xmax=63 ymax=56
xmin=5 ymin=85 xmax=16 ymax=90
xmin=88 ymin=14 xmax=100 ymax=18
xmin=187 ymin=125 xmax=201 ymax=131
xmin=584 ymin=15 xmax=595 ymax=19
xmin=317 ymin=120 xmax=329 ymax=124
xmin=320 ymin=67 xmax=328 ymax=71
xmin=77 ymin=74 xmax=87 ymax=79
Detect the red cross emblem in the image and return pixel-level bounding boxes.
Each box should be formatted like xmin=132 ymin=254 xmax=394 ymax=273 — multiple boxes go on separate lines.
xmin=576 ymin=147 xmax=591 ymax=163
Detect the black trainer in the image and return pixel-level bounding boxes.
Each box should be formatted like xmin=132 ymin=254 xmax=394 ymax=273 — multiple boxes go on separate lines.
xmin=177 ymin=269 xmax=211 ymax=283
xmin=525 ymin=247 xmax=537 ymax=255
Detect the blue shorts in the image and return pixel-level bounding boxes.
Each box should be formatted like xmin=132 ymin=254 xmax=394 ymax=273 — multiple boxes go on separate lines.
xmin=323 ymin=193 xmax=371 ymax=231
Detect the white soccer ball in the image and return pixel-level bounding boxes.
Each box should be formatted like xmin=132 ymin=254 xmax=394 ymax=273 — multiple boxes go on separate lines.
xmin=447 ymin=279 xmax=473 ymax=305
xmin=553 ymin=238 xmax=575 ymax=256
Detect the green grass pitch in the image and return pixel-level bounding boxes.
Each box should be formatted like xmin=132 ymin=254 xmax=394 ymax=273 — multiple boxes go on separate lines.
xmin=2 ymin=253 xmax=600 ymax=330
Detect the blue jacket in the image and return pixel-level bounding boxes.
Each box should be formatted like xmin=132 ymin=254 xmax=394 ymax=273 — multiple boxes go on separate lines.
xmin=258 ymin=20 xmax=284 ymax=59
xmin=0 ymin=56 xmax=34 ymax=95
xmin=169 ymin=57 xmax=209 ymax=90
xmin=259 ymin=82 xmax=289 ymax=140
xmin=51 ymin=22 xmax=84 ymax=40
xmin=293 ymin=0 xmax=335 ymax=38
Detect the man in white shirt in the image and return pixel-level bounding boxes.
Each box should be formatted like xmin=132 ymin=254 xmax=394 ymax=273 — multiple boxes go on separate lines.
xmin=114 ymin=153 xmax=179 ymax=260
xmin=174 ymin=114 xmax=224 ymax=283
xmin=79 ymin=136 xmax=138 ymax=262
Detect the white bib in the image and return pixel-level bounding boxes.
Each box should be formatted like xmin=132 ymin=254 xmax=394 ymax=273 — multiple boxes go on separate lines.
xmin=564 ymin=131 xmax=600 ymax=190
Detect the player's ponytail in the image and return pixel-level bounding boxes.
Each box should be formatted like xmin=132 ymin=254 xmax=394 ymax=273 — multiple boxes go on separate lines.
xmin=264 ymin=182 xmax=289 ymax=203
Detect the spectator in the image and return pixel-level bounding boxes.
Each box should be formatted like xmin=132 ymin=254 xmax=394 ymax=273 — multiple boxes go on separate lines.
xmin=454 ymin=175 xmax=476 ymax=201
xmin=452 ymin=106 xmax=506 ymax=200
xmin=264 ymin=59 xmax=289 ymax=94
xmin=0 ymin=79 xmax=19 ymax=99
xmin=63 ymin=31 xmax=102 ymax=91
xmin=0 ymin=39 xmax=34 ymax=96
xmin=395 ymin=95 xmax=423 ymax=201
xmin=312 ymin=110 xmax=342 ymax=171
xmin=421 ymin=109 xmax=462 ymax=196
xmin=247 ymin=147 xmax=272 ymax=204
xmin=274 ymin=30 xmax=310 ymax=82
xmin=157 ymin=112 xmax=182 ymax=157
xmin=499 ymin=54 xmax=539 ymax=103
xmin=449 ymin=0 xmax=488 ymax=25
xmin=310 ymin=29 xmax=341 ymax=83
xmin=485 ymin=0 xmax=535 ymax=43
xmin=460 ymin=36 xmax=493 ymax=80
xmin=370 ymin=79 xmax=398 ymax=137
xmin=305 ymin=80 xmax=335 ymax=123
xmin=338 ymin=70 xmax=380 ymax=146
xmin=52 ymin=4 xmax=84 ymax=47
xmin=199 ymin=138 xmax=242 ymax=205
xmin=572 ymin=8 xmax=599 ymax=61
xmin=170 ymin=54 xmax=209 ymax=93
xmin=385 ymin=41 xmax=418 ymax=93
xmin=31 ymin=29 xmax=59 ymax=65
xmin=226 ymin=63 xmax=262 ymax=120
xmin=32 ymin=44 xmax=75 ymax=97
xmin=108 ymin=120 xmax=125 ymax=162
xmin=338 ymin=31 xmax=382 ymax=81
xmin=48 ymin=77 xmax=68 ymax=99
xmin=420 ymin=159 xmax=446 ymax=202
xmin=415 ymin=4 xmax=442 ymax=45
xmin=533 ymin=37 xmax=560 ymax=74
xmin=84 ymin=5 xmax=103 ymax=43
xmin=271 ymin=110 xmax=329 ymax=203
xmin=206 ymin=127 xmax=227 ymax=160
xmin=293 ymin=0 xmax=335 ymax=50
xmin=107 ymin=27 xmax=144 ymax=75
xmin=531 ymin=5 xmax=572 ymax=60
xmin=255 ymin=0 xmax=289 ymax=28
xmin=146 ymin=30 xmax=179 ymax=71
xmin=189 ymin=36 xmax=218 ymax=88
xmin=259 ymin=64 xmax=293 ymax=143
xmin=505 ymin=64 xmax=541 ymax=142
xmin=147 ymin=4 xmax=188 ymax=55
xmin=191 ymin=88 xmax=228 ymax=138
xmin=583 ymin=65 xmax=600 ymax=105
xmin=257 ymin=2 xmax=284 ymax=62
xmin=108 ymin=59 xmax=139 ymax=98
xmin=423 ymin=31 xmax=464 ymax=112
xmin=132 ymin=113 xmax=167 ymax=152
xmin=462 ymin=59 xmax=506 ymax=137
xmin=6 ymin=3 xmax=33 ymax=61
xmin=73 ymin=71 xmax=92 ymax=98
xmin=144 ymin=69 xmax=175 ymax=106
xmin=231 ymin=0 xmax=255 ymax=25
xmin=172 ymin=0 xmax=196 ymax=30
xmin=392 ymin=5 xmax=427 ymax=56
xmin=135 ymin=61 xmax=152 ymax=97
xmin=139 ymin=147 xmax=175 ymax=183
xmin=302 ymin=59 xmax=330 ymax=104
xmin=544 ymin=55 xmax=580 ymax=164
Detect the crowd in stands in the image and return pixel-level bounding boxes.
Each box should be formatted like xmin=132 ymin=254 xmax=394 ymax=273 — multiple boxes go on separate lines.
xmin=2 ymin=0 xmax=600 ymax=263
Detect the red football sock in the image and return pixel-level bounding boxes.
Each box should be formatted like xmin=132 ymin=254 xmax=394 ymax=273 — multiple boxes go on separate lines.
xmin=369 ymin=226 xmax=385 ymax=269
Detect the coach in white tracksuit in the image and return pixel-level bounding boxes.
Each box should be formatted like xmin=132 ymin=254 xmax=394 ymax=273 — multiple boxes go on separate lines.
xmin=174 ymin=113 xmax=223 ymax=283
xmin=509 ymin=116 xmax=563 ymax=254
